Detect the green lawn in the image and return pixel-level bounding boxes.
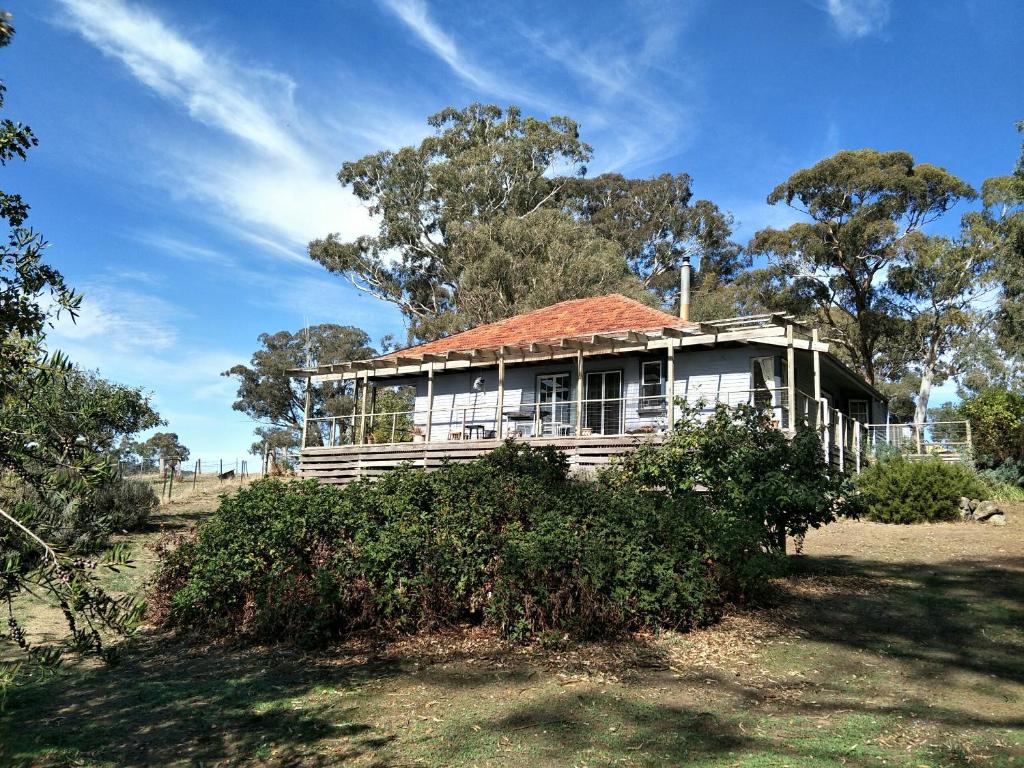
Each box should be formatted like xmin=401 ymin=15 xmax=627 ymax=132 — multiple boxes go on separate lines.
xmin=2 ymin=498 xmax=1022 ymax=767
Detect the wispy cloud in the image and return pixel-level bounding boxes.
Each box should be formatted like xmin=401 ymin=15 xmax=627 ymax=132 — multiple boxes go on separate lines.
xmin=823 ymin=0 xmax=891 ymax=38
xmin=378 ymin=0 xmax=546 ymax=108
xmin=378 ymin=0 xmax=698 ymax=172
xmin=54 ymin=0 xmax=373 ymax=256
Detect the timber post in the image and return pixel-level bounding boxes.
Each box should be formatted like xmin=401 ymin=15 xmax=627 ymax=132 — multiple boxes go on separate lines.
xmin=300 ymin=376 xmax=312 ymax=449
xmin=666 ymin=343 xmax=676 ymax=430
xmin=496 ymin=352 xmax=505 ymax=439
xmin=575 ymin=348 xmax=584 ymax=437
xmin=786 ymin=324 xmax=796 ymax=433
xmin=425 ymin=366 xmax=435 ymax=443
xmin=358 ymin=371 xmax=369 ymax=444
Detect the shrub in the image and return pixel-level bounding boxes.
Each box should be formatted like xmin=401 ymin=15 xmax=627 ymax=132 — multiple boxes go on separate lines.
xmin=90 ymin=478 xmax=158 ymax=532
xmin=980 ymin=457 xmax=1024 ymax=488
xmin=153 ymin=442 xmax=772 ymax=645
xmin=854 ymin=456 xmax=988 ymax=524
xmin=607 ymin=404 xmax=851 ymax=552
xmin=958 ymin=387 xmax=1024 ymax=467
xmin=3 ymin=476 xmax=158 ymax=554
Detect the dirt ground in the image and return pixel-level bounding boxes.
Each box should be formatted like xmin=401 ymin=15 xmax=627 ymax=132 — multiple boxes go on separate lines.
xmin=1 ymin=501 xmax=1021 ymax=767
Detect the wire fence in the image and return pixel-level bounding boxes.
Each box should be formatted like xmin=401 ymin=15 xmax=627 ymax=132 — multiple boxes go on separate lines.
xmin=117 ymin=457 xmax=259 ymax=500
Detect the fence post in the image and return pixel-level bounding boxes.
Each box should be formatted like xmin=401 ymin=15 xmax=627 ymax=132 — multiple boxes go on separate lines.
xmin=219 ymin=459 xmax=223 ymax=482
xmin=168 ymin=462 xmax=174 ymax=498
xmin=192 ymin=459 xmax=198 ymax=490
xmin=161 ymin=468 xmax=168 ymax=500
xmin=965 ymin=419 xmax=973 ymax=454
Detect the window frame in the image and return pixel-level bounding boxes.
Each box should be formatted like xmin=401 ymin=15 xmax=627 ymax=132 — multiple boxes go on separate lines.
xmin=638 ymin=359 xmax=666 ymax=413
xmin=847 ymin=398 xmax=870 ymax=424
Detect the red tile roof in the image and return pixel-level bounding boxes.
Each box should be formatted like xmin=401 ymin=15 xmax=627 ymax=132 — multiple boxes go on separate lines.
xmin=386 ymin=294 xmax=694 ymax=358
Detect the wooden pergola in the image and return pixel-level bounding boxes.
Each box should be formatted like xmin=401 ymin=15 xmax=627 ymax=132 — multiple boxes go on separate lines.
xmin=289 ymin=313 xmax=833 ymax=446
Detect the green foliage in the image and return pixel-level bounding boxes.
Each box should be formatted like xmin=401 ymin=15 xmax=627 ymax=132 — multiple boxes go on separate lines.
xmin=224 ymin=324 xmax=376 ymax=431
xmin=450 ymin=209 xmax=649 ymax=325
xmin=4 ymin=476 xmax=157 ymax=554
xmin=153 ymin=441 xmax=786 ymax=646
xmin=958 ymin=387 xmax=1024 ymax=467
xmin=607 ymin=403 xmax=849 ymax=553
xmin=133 ymin=432 xmax=189 ymax=466
xmin=1 ymin=15 xmax=143 ymax=664
xmin=89 ymin=478 xmax=157 ymax=534
xmin=557 ymin=174 xmax=748 ymax=317
xmin=854 ymin=456 xmax=988 ymax=524
xmin=747 ymin=149 xmax=975 ymax=386
xmin=309 ymin=104 xmax=740 ymax=341
xmin=979 ymin=457 xmax=1024 ymax=488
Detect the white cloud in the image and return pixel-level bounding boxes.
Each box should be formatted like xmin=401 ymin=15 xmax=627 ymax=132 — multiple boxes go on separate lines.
xmin=379 ymin=0 xmax=697 ymax=171
xmin=824 ymin=0 xmax=891 ymax=38
xmin=54 ymin=0 xmax=374 ymax=255
xmin=378 ymin=0 xmax=535 ymax=102
xmin=51 ymin=280 xmax=182 ymax=353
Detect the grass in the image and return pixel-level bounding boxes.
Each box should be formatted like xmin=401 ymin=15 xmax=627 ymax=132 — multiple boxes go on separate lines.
xmin=1 ymin=494 xmax=1022 ymax=767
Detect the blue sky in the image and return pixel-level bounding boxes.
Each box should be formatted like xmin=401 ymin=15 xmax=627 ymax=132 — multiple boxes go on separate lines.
xmin=5 ymin=0 xmax=1022 ymax=459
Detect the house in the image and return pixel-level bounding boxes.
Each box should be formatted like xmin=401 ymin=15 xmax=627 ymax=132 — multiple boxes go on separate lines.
xmin=291 ymin=293 xmax=890 ymax=484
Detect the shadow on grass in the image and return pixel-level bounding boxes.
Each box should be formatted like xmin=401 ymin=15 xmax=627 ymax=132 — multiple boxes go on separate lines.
xmin=0 ymin=642 xmax=411 ymax=767
xmin=784 ymin=554 xmax=1024 ymax=687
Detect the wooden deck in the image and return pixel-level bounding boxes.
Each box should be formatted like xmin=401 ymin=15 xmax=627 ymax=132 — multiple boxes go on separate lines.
xmin=300 ymin=434 xmax=666 ymax=485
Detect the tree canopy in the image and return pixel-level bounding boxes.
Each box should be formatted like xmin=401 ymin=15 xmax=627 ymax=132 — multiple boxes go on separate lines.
xmin=223 ymin=324 xmax=377 ymax=436
xmin=309 ymin=104 xmax=740 ymax=340
xmin=747 ymin=149 xmax=975 ymax=386
xmin=1 ymin=13 xmax=143 ymax=664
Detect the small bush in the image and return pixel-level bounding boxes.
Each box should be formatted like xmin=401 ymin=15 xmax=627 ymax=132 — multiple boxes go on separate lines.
xmin=980 ymin=457 xmax=1024 ymax=488
xmin=153 ymin=443 xmax=773 ymax=645
xmin=91 ymin=478 xmax=158 ymax=532
xmin=3 ymin=476 xmax=158 ymax=554
xmin=607 ymin=404 xmax=850 ymax=552
xmin=854 ymin=456 xmax=988 ymax=524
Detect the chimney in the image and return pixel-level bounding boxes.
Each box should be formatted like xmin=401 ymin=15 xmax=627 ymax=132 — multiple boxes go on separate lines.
xmin=679 ymin=254 xmax=692 ymax=322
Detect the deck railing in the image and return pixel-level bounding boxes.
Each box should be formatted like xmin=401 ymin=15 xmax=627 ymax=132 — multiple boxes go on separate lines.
xmin=303 ymin=387 xmax=795 ymax=449
xmin=301 ymin=389 xmax=971 ymax=476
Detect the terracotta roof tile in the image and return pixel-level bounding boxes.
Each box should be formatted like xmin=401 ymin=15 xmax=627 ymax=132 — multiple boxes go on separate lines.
xmin=385 ymin=294 xmax=694 ymax=359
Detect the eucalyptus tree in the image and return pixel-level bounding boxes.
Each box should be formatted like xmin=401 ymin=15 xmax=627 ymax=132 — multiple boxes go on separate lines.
xmin=747 ymin=149 xmax=975 ymax=386
xmin=223 ymin=324 xmax=377 ymax=446
xmin=888 ymin=231 xmax=997 ymax=423
xmin=558 ymin=173 xmax=747 ymax=318
xmin=976 ymin=122 xmax=1024 ymax=358
xmin=309 ymin=104 xmax=599 ymax=341
xmin=310 ymin=104 xmax=745 ymax=340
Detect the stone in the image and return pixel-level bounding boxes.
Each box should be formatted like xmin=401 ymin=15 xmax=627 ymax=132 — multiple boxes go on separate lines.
xmin=959 ymin=496 xmax=971 ymax=511
xmin=974 ymin=501 xmax=1003 ymax=521
xmin=969 ymin=498 xmax=980 ymax=511
xmin=989 ymin=513 xmax=1007 ymax=526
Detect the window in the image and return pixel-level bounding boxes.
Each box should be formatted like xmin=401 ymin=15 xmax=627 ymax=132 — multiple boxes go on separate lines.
xmin=848 ymin=399 xmax=870 ymax=424
xmin=536 ymin=373 xmax=571 ymax=435
xmin=639 ymin=360 xmax=665 ymax=412
xmin=585 ymin=371 xmax=624 ymax=434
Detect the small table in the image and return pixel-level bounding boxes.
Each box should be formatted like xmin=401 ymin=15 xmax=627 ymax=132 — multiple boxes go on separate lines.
xmin=463 ymin=424 xmax=487 ymax=440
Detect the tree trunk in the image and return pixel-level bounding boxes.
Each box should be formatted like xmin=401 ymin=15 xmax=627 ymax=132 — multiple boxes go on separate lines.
xmin=914 ymin=333 xmax=942 ymax=427
xmin=914 ymin=366 xmax=935 ymax=426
